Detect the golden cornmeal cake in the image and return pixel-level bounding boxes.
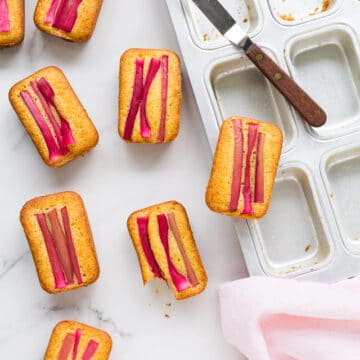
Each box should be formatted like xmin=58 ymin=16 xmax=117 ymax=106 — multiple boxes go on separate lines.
xmin=0 ymin=0 xmax=24 ymax=47
xmin=34 ymin=0 xmax=103 ymax=42
xmin=127 ymin=201 xmax=207 ymax=300
xmin=118 ymin=48 xmax=182 ymax=144
xmin=9 ymin=66 xmax=99 ymax=168
xmin=206 ymin=116 xmax=283 ymax=220
xmin=45 ymin=320 xmax=112 ymax=360
xmin=20 ymin=191 xmax=100 ymax=294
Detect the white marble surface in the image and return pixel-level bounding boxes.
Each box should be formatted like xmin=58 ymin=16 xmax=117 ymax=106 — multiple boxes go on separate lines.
xmin=0 ymin=0 xmax=248 ymax=359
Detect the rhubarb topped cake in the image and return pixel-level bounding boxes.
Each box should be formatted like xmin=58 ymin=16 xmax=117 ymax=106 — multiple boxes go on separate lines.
xmin=20 ymin=191 xmax=100 ymax=294
xmin=206 ymin=117 xmax=283 ymax=220
xmin=119 ymin=48 xmax=182 ymax=143
xmin=34 ymin=0 xmax=103 ymax=42
xmin=45 ymin=320 xmax=112 ymax=360
xmin=9 ymin=66 xmax=98 ymax=168
xmin=0 ymin=0 xmax=24 ymax=47
xmin=127 ymin=201 xmax=207 ymax=300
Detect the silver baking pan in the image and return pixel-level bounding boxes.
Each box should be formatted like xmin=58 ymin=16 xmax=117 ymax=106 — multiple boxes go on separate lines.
xmin=166 ymin=0 xmax=360 ymax=282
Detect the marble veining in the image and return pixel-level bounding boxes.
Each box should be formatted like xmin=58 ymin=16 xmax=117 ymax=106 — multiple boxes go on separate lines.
xmin=0 ymin=252 xmax=29 ymax=281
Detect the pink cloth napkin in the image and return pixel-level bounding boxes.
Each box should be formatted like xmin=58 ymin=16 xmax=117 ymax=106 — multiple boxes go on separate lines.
xmin=219 ymin=276 xmax=360 ymax=360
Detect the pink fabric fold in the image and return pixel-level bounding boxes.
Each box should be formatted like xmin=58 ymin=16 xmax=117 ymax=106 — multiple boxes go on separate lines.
xmin=219 ymin=276 xmax=360 ymax=360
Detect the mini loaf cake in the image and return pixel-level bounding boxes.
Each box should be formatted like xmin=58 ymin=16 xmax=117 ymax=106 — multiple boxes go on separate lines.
xmin=119 ymin=48 xmax=182 ymax=144
xmin=9 ymin=66 xmax=98 ymax=168
xmin=206 ymin=117 xmax=283 ymax=220
xmin=45 ymin=320 xmax=112 ymax=360
xmin=34 ymin=0 xmax=103 ymax=42
xmin=20 ymin=191 xmax=100 ymax=294
xmin=0 ymin=0 xmax=24 ymax=47
xmin=127 ymin=201 xmax=207 ymax=300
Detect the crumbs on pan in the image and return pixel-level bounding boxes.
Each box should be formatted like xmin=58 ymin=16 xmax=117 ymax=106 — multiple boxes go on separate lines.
xmin=164 ymin=314 xmax=170 ymax=318
xmin=166 ymin=303 xmax=172 ymax=307
xmin=309 ymin=7 xmax=319 ymax=16
xmin=278 ymin=13 xmax=295 ymax=21
xmin=305 ymin=245 xmax=311 ymax=252
xmin=322 ymin=0 xmax=330 ymax=12
xmin=202 ymin=28 xmax=220 ymax=43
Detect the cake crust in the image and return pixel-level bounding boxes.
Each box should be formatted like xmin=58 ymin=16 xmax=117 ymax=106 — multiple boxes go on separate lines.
xmin=127 ymin=201 xmax=207 ymax=300
xmin=34 ymin=0 xmax=103 ymax=42
xmin=20 ymin=191 xmax=100 ymax=294
xmin=206 ymin=116 xmax=283 ymax=220
xmin=9 ymin=66 xmax=99 ymax=168
xmin=119 ymin=48 xmax=182 ymax=144
xmin=45 ymin=320 xmax=112 ymax=360
xmin=0 ymin=0 xmax=24 ymax=48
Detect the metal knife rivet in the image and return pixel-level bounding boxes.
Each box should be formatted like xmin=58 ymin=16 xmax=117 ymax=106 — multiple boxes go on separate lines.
xmin=255 ymin=53 xmax=263 ymax=61
xmin=274 ymin=73 xmax=282 ymax=80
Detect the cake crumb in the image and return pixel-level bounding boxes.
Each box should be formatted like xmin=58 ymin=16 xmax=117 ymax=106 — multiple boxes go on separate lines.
xmin=278 ymin=13 xmax=295 ymax=21
xmin=309 ymin=7 xmax=319 ymax=16
xmin=166 ymin=303 xmax=172 ymax=307
xmin=243 ymin=18 xmax=248 ymax=23
xmin=321 ymin=0 xmax=330 ymax=12
xmin=164 ymin=314 xmax=170 ymax=318
xmin=305 ymin=245 xmax=311 ymax=252
xmin=203 ymin=33 xmax=209 ymax=42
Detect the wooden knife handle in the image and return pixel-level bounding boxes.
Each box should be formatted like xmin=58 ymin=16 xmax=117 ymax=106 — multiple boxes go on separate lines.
xmin=245 ymin=43 xmax=327 ymax=127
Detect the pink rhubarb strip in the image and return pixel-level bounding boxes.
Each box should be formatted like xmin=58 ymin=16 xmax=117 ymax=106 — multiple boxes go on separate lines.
xmin=37 ymin=77 xmax=75 ymax=148
xmin=20 ymin=90 xmax=63 ymax=163
xmin=57 ymin=333 xmax=75 ymax=360
xmin=21 ymin=78 xmax=75 ymax=163
xmin=30 ymin=81 xmax=68 ymax=156
xmin=58 ymin=330 xmax=98 ymax=360
xmin=72 ymin=328 xmax=81 ymax=360
xmin=48 ymin=0 xmax=83 ymax=32
xmin=255 ymin=132 xmax=265 ymax=203
xmin=136 ymin=216 xmax=164 ymax=279
xmin=58 ymin=0 xmax=83 ymax=33
xmin=123 ymin=58 xmax=144 ymax=140
xmin=242 ymin=123 xmax=259 ymax=215
xmin=124 ymin=57 xmax=163 ymax=140
xmin=36 ymin=213 xmax=67 ymax=289
xmin=47 ymin=208 xmax=74 ymax=285
xmin=0 ymin=0 xmax=10 ymax=32
xmin=140 ymin=58 xmax=161 ymax=138
xmin=229 ymin=118 xmax=244 ymax=211
xmin=157 ymin=55 xmax=169 ymax=143
xmin=167 ymin=212 xmax=198 ymax=287
xmin=81 ymin=340 xmax=99 ymax=360
xmin=61 ymin=207 xmax=83 ymax=285
xmin=45 ymin=0 xmax=61 ymax=25
xmin=157 ymin=214 xmax=191 ymax=292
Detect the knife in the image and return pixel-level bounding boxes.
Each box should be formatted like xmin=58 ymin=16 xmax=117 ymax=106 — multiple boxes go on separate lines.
xmin=192 ymin=0 xmax=327 ymax=127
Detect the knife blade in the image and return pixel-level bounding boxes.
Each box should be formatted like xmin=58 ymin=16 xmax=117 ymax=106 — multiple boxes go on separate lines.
xmin=192 ymin=0 xmax=327 ymax=127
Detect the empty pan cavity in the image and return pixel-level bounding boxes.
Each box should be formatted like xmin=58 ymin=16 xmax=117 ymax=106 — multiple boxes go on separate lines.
xmin=206 ymin=51 xmax=297 ymax=152
xmin=180 ymin=0 xmax=263 ymax=50
xmin=249 ymin=164 xmax=333 ymax=277
xmin=286 ymin=24 xmax=360 ymax=139
xmin=268 ymin=0 xmax=342 ymax=26
xmin=322 ymin=147 xmax=360 ymax=255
